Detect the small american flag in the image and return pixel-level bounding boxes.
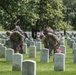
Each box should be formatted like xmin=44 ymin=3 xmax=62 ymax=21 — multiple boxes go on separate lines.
xmin=56 ymin=48 xmax=63 ymax=53
xmin=16 ymin=45 xmax=21 ymax=51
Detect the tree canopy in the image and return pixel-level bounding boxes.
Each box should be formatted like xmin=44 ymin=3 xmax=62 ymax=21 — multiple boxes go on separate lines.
xmin=0 ymin=0 xmax=76 ymax=31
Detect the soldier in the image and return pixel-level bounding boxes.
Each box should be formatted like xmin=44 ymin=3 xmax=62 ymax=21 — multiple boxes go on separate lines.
xmin=6 ymin=31 xmax=25 ymax=54
xmin=40 ymin=32 xmax=60 ymax=58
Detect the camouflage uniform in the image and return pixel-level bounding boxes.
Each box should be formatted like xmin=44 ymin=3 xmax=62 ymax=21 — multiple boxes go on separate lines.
xmin=43 ymin=33 xmax=60 ymax=56
xmin=10 ymin=31 xmax=25 ymax=54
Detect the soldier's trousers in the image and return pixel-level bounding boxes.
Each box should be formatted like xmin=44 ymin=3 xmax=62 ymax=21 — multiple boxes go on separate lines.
xmin=19 ymin=44 xmax=23 ymax=54
xmin=48 ymin=45 xmax=53 ymax=56
xmin=45 ymin=45 xmax=53 ymax=57
xmin=48 ymin=44 xmax=60 ymax=56
xmin=12 ymin=43 xmax=23 ymax=54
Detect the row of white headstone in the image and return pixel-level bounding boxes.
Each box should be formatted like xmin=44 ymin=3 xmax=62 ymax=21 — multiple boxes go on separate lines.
xmin=67 ymin=36 xmax=76 ymax=63
xmin=0 ymin=35 xmax=66 ymax=75
xmin=0 ymin=43 xmax=36 ymax=75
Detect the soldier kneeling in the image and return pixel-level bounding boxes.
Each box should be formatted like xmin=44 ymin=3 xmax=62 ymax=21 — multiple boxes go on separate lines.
xmin=40 ymin=32 xmax=61 ymax=58
xmin=6 ymin=31 xmax=25 ymax=54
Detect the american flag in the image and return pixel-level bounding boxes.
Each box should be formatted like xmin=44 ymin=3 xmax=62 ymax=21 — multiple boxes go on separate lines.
xmin=16 ymin=45 xmax=21 ymax=51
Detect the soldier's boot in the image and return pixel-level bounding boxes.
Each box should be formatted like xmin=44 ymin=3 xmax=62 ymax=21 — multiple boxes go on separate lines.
xmin=19 ymin=50 xmax=23 ymax=54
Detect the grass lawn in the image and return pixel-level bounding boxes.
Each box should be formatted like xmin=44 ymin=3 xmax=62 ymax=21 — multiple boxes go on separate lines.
xmin=0 ymin=39 xmax=76 ymax=75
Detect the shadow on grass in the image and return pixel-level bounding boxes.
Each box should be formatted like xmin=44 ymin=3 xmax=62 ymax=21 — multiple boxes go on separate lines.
xmin=0 ymin=71 xmax=21 ymax=75
xmin=0 ymin=60 xmax=6 ymax=63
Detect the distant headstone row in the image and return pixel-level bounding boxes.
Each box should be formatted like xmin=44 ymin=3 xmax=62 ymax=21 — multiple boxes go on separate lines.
xmin=66 ymin=33 xmax=76 ymax=63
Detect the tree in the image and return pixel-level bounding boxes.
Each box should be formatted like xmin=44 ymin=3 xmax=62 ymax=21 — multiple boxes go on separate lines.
xmin=1 ymin=0 xmax=74 ymax=31
xmin=0 ymin=0 xmax=26 ymax=30
xmin=38 ymin=0 xmax=64 ymax=30
xmin=63 ymin=0 xmax=76 ymax=30
xmin=0 ymin=0 xmax=39 ymax=31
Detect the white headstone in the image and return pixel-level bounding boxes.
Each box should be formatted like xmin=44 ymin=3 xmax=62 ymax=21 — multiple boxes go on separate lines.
xmin=23 ymin=43 xmax=27 ymax=54
xmin=5 ymin=48 xmax=14 ymax=62
xmin=30 ymin=41 xmax=35 ymax=46
xmin=54 ymin=53 xmax=65 ymax=71
xmin=74 ymin=38 xmax=76 ymax=43
xmin=70 ymin=40 xmax=75 ymax=48
xmin=12 ymin=53 xmax=23 ymax=71
xmin=60 ymin=37 xmax=65 ymax=45
xmin=67 ymin=38 xmax=71 ymax=45
xmin=0 ymin=46 xmax=7 ymax=58
xmin=36 ymin=42 xmax=42 ymax=50
xmin=29 ymin=46 xmax=36 ymax=58
xmin=40 ymin=48 xmax=49 ymax=63
xmin=73 ymin=43 xmax=76 ymax=54
xmin=22 ymin=60 xmax=36 ymax=75
xmin=60 ymin=45 xmax=66 ymax=56
xmin=73 ymin=48 xmax=76 ymax=63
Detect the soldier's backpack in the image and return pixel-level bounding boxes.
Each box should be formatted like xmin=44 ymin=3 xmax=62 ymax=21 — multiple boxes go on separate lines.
xmin=46 ymin=32 xmax=60 ymax=48
xmin=10 ymin=31 xmax=24 ymax=44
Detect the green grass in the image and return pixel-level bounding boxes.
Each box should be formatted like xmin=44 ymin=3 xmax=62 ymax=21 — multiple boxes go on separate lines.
xmin=0 ymin=40 xmax=76 ymax=75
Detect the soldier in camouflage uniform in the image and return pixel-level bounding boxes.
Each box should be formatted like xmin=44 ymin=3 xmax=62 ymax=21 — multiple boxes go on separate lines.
xmin=6 ymin=31 xmax=25 ymax=54
xmin=40 ymin=33 xmax=60 ymax=57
